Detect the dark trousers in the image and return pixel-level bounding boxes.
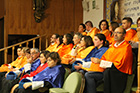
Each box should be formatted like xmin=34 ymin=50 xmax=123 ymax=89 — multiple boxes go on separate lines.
xmin=104 ymin=65 xmax=128 ymax=93
xmin=84 ymin=71 xmax=103 ymax=93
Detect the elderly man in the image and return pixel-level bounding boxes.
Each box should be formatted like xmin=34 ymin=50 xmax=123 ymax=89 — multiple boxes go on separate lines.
xmin=20 ymin=48 xmax=40 ymax=73
xmin=92 ymin=27 xmax=133 ymax=93
xmin=0 ymin=48 xmax=41 ymax=93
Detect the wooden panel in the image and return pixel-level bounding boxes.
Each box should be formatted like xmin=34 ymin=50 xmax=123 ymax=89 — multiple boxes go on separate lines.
xmin=4 ymin=0 xmax=83 ymax=49
xmin=0 ymin=0 xmax=5 ymax=19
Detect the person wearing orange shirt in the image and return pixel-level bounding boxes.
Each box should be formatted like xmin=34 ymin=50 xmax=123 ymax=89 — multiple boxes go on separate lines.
xmin=122 ymin=17 xmax=136 ymax=41
xmin=78 ymin=23 xmax=87 ymax=35
xmin=46 ymin=34 xmax=59 ymax=52
xmin=98 ymin=19 xmax=110 ymax=38
xmin=92 ymin=27 xmax=133 ymax=93
xmin=106 ymin=21 xmax=119 ymax=45
xmin=58 ymin=33 xmax=73 ymax=57
xmin=129 ymin=17 xmax=140 ymax=49
xmin=53 ymin=36 xmax=63 ymax=52
xmin=61 ymin=33 xmax=82 ymax=66
xmin=74 ymin=34 xmax=109 ymax=93
xmin=85 ymin=21 xmax=99 ymax=40
xmin=0 ymin=47 xmax=29 ymax=72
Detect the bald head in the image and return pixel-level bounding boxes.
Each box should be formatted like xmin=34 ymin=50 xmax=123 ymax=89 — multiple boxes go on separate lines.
xmin=114 ymin=27 xmax=126 ymax=43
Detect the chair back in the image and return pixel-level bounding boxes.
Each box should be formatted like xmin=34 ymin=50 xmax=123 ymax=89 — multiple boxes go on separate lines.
xmin=63 ymin=72 xmax=85 ymax=93
xmin=124 ymin=52 xmax=137 ymax=93
xmin=64 ymin=68 xmax=71 ymax=81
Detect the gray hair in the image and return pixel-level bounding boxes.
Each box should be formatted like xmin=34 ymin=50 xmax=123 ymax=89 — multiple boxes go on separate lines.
xmin=74 ymin=32 xmax=83 ymax=40
xmin=30 ymin=48 xmax=40 ymax=53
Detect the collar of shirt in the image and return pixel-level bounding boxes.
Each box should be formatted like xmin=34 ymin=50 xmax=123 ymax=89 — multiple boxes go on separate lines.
xmin=114 ymin=40 xmax=125 ymax=47
xmin=86 ymin=29 xmax=92 ymax=33
xmin=51 ymin=42 xmax=55 ymax=45
xmin=40 ymin=63 xmax=44 ymax=66
xmin=126 ymin=28 xmax=131 ymax=32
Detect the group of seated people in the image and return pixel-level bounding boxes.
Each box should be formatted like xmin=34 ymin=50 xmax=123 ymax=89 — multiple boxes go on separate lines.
xmin=0 ymin=16 xmax=139 ymax=93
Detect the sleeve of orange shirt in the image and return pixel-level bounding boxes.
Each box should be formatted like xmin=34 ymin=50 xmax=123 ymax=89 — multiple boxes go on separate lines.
xmin=125 ymin=29 xmax=136 ymax=41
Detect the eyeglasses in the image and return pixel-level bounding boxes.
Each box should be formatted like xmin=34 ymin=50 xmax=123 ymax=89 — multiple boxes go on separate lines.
xmin=113 ymin=32 xmax=123 ymax=34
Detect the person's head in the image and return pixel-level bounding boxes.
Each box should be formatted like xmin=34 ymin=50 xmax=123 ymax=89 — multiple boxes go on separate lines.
xmin=17 ymin=47 xmax=22 ymax=57
xmin=56 ymin=36 xmax=63 ymax=47
xmin=94 ymin=34 xmax=109 ymax=48
xmin=99 ymin=20 xmax=109 ymax=31
xmin=85 ymin=21 xmax=93 ymax=31
xmin=109 ymin=21 xmax=119 ymax=32
xmin=137 ymin=17 xmax=140 ymax=27
xmin=73 ymin=32 xmax=83 ymax=45
xmin=114 ymin=27 xmax=126 ymax=43
xmin=21 ymin=47 xmax=30 ymax=57
xmin=47 ymin=52 xmax=61 ymax=67
xmin=63 ymin=33 xmax=73 ymax=45
xmin=40 ymin=50 xmax=50 ymax=64
xmin=80 ymin=36 xmax=94 ymax=48
xmin=30 ymin=48 xmax=40 ymax=61
xmin=24 ymin=48 xmax=31 ymax=59
xmin=122 ymin=17 xmax=133 ymax=30
xmin=78 ymin=23 xmax=86 ymax=33
xmin=50 ymin=34 xmax=59 ymax=43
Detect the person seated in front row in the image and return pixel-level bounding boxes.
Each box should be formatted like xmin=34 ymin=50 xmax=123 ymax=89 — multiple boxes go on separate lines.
xmin=20 ymin=50 xmax=50 ymax=81
xmin=46 ymin=33 xmax=59 ymax=52
xmin=11 ymin=52 xmax=65 ymax=93
xmin=98 ymin=19 xmax=110 ymax=37
xmin=0 ymin=48 xmax=41 ymax=93
xmin=74 ymin=33 xmax=109 ymax=93
xmin=92 ymin=27 xmax=133 ymax=93
xmin=0 ymin=47 xmax=28 ymax=72
xmin=0 ymin=47 xmax=30 ymax=93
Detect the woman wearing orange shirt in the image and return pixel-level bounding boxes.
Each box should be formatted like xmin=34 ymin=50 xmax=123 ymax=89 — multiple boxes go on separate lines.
xmin=98 ymin=19 xmax=110 ymax=38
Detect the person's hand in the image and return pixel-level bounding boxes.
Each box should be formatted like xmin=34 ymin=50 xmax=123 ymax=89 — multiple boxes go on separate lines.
xmin=75 ymin=45 xmax=82 ymax=50
xmin=23 ymin=82 xmax=32 ymax=89
xmin=74 ymin=63 xmax=82 ymax=70
xmin=5 ymin=72 xmax=9 ymax=77
xmin=27 ymin=57 xmax=33 ymax=63
xmin=69 ymin=58 xmax=76 ymax=64
xmin=91 ymin=57 xmax=101 ymax=63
